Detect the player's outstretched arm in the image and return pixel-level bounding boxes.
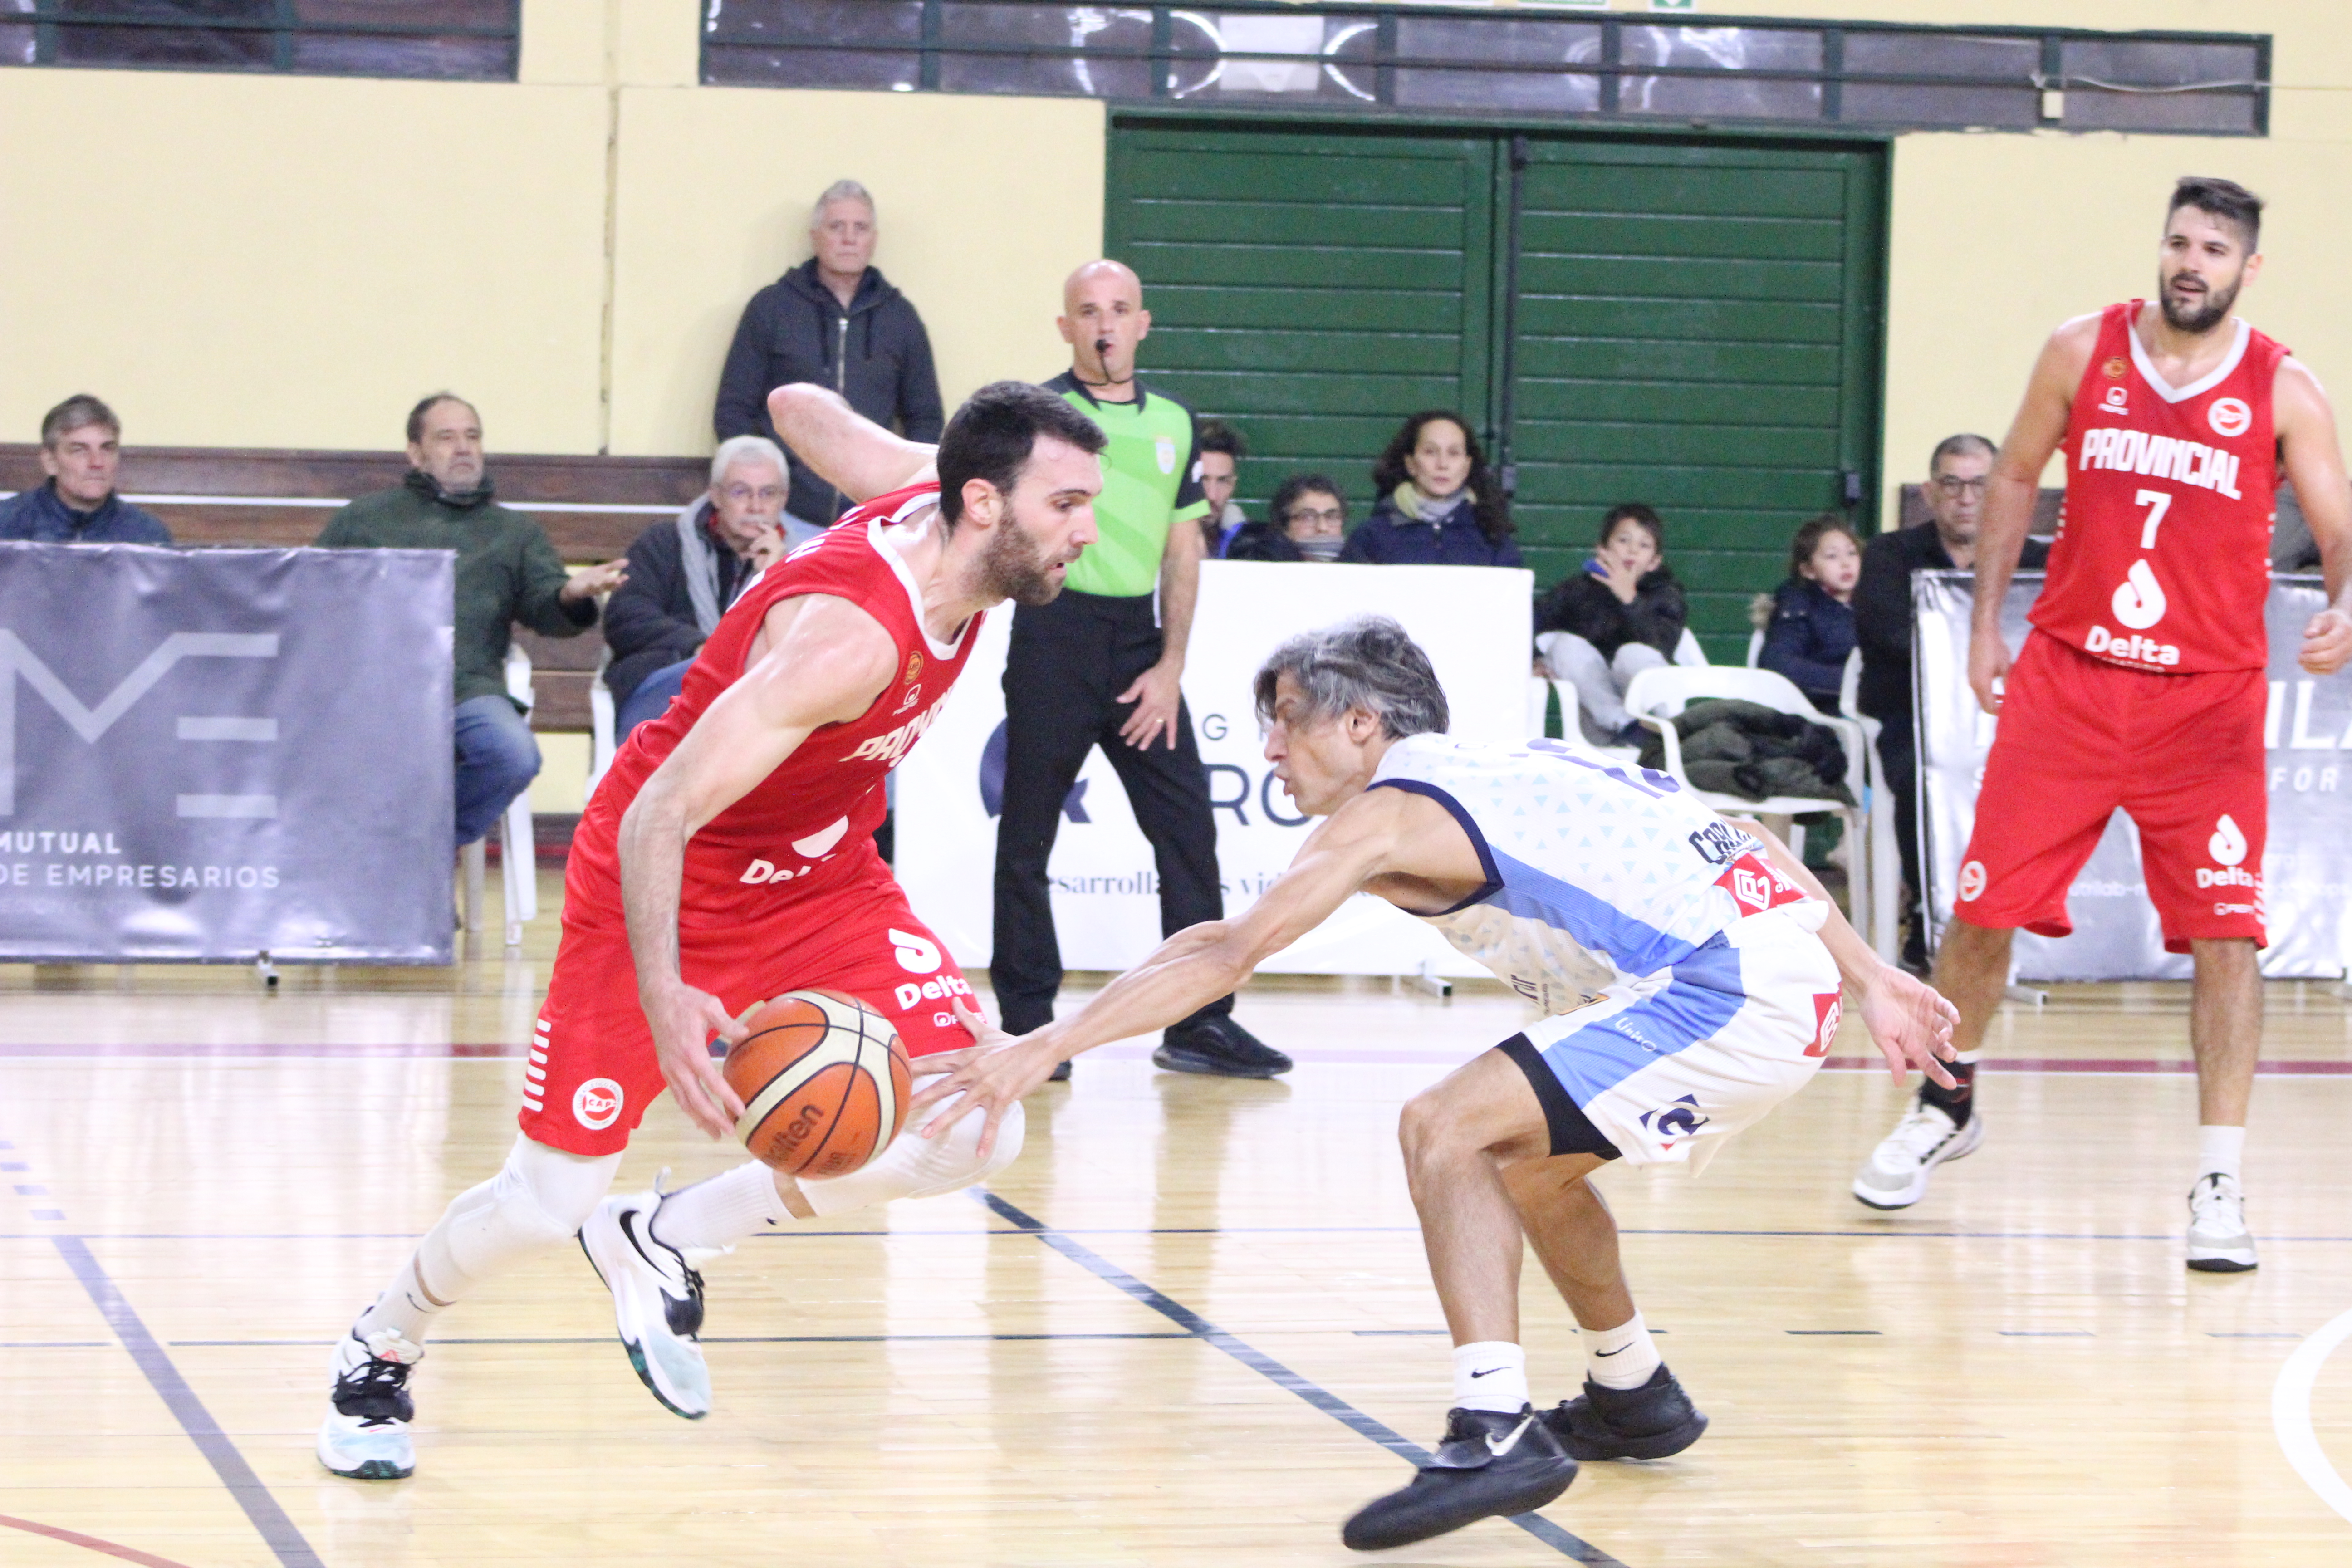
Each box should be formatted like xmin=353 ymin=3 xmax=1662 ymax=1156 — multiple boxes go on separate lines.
xmin=2275 ymin=358 xmax=2352 ymax=675
xmin=907 ymin=790 xmax=1413 ymax=1156
xmin=768 ymin=384 xmax=937 ymax=506
xmin=619 ymin=593 xmax=899 ymax=1139
xmin=1732 ymin=816 xmax=1959 ymax=1089
xmin=1973 ymin=315 xmax=2097 ymax=713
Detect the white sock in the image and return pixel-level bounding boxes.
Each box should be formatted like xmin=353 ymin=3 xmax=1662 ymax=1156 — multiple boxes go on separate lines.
xmin=2197 ymin=1124 xmax=2246 ymax=1184
xmin=1580 ymin=1311 xmax=1662 ymax=1391
xmin=1452 ymin=1341 xmax=1529 ymax=1414
xmin=650 ymin=1161 xmax=793 ymax=1251
xmin=354 ymin=1257 xmax=446 ymax=1346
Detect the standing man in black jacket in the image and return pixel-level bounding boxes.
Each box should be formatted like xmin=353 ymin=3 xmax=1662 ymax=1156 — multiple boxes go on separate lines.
xmin=1855 ymin=434 xmax=2048 ymax=971
xmin=714 ymin=179 xmax=945 ymax=538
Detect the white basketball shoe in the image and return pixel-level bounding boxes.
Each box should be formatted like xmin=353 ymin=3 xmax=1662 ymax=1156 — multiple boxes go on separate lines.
xmin=317 ymin=1327 xmax=421 ymax=1480
xmin=2186 ymin=1172 xmax=2258 ymax=1273
xmin=1851 ymin=1102 xmax=1985 ymax=1210
xmin=579 ymin=1189 xmax=711 ymax=1418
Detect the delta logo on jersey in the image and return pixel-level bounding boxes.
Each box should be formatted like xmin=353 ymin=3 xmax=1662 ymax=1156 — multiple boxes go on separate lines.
xmin=1715 ymin=851 xmax=1807 ymax=917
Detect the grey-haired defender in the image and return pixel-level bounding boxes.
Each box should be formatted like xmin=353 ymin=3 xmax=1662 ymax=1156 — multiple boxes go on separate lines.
xmin=914 ymin=615 xmax=1959 ymax=1550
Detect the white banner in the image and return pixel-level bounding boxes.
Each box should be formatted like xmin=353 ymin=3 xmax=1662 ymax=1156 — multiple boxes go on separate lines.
xmin=896 ymin=560 xmax=1533 ymax=975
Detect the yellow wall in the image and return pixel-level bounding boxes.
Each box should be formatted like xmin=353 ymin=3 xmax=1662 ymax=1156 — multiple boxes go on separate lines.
xmin=0 ymin=0 xmax=1100 ymax=458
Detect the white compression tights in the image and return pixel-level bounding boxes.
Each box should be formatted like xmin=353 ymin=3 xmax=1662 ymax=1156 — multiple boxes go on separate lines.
xmin=356 ymin=1134 xmax=621 ymax=1346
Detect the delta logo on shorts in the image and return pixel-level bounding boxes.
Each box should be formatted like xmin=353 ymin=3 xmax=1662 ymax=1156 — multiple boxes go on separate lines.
xmin=2196 ymin=813 xmax=2258 ymax=890
xmin=1637 ymin=1094 xmax=1710 ymax=1150
xmin=1715 ymin=851 xmax=1807 ymax=917
xmin=1957 ymin=859 xmax=1988 ymax=903
xmin=573 ymin=1077 xmax=624 ymax=1131
xmin=1809 ymin=991 xmax=1842 ymax=1058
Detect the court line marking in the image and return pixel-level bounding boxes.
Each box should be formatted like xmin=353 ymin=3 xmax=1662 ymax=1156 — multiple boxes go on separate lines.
xmin=2272 ymin=1306 xmax=2352 ymax=1525
xmin=0 ymin=1513 xmax=200 ymax=1568
xmin=50 ymin=1236 xmax=325 ymax=1568
xmin=973 ymin=1188 xmax=1630 ymax=1568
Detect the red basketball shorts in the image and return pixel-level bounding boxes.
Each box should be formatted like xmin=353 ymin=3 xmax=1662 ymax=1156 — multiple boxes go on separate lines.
xmin=1954 ymin=632 xmax=2266 ymax=952
xmin=520 ymin=857 xmax=977 ymax=1156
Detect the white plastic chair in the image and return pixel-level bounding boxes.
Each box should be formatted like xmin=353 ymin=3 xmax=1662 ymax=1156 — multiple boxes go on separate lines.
xmin=1620 ymin=664 xmax=1871 ymax=932
xmin=585 ymin=644 xmax=618 ymax=800
xmin=1744 ymin=628 xmax=1765 ymax=668
xmin=1672 ymin=627 xmax=1708 ymax=668
xmin=460 ymin=645 xmax=539 ymax=951
xmin=1526 ymin=676 xmax=1620 ymax=759
xmin=1836 ymin=647 xmax=1901 ymax=960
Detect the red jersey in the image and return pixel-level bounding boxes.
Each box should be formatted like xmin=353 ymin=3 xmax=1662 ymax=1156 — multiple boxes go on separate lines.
xmin=568 ymin=483 xmax=981 ymax=927
xmin=2033 ymin=299 xmax=2287 ymax=674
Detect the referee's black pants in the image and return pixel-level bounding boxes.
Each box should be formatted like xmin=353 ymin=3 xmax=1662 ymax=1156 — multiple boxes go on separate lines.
xmin=991 ymin=588 xmax=1230 ymax=1036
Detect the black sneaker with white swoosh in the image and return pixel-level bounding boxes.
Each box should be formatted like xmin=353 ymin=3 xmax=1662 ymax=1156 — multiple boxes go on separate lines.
xmin=1341 ymin=1406 xmax=1578 ymax=1552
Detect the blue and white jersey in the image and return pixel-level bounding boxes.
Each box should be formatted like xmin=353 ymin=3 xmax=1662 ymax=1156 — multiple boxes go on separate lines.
xmin=1368 ymin=734 xmax=1825 ymax=1013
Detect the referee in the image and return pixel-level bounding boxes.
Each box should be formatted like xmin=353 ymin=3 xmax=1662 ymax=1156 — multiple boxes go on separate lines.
xmin=992 ymin=260 xmax=1289 ymax=1081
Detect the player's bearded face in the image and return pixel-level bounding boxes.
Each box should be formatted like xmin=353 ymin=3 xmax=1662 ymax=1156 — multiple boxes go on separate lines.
xmin=978 ymin=489 xmax=1067 ymax=607
xmin=2159 ymin=250 xmax=2243 ymax=333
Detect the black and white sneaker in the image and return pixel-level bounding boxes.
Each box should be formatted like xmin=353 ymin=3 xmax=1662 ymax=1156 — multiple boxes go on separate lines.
xmin=1341 ymin=1406 xmax=1577 ymax=1552
xmin=1153 ymin=1015 xmax=1292 ymax=1079
xmin=316 ymin=1328 xmax=421 ymax=1480
xmin=579 ymin=1190 xmax=710 ymax=1418
xmin=1540 ymin=1365 xmax=1709 ymax=1460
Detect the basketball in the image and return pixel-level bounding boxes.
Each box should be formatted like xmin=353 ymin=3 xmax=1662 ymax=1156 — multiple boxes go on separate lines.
xmin=723 ymin=989 xmax=912 ymax=1178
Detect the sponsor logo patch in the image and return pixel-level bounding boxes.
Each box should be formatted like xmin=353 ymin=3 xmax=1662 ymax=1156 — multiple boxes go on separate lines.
xmin=2208 ymin=396 xmax=2253 ymax=438
xmin=1810 ymin=990 xmax=1842 ymax=1057
xmin=2102 ymin=355 xmax=2128 ymax=380
xmin=1957 ymin=859 xmax=1988 ymax=902
xmin=573 ymin=1077 xmax=623 ymax=1131
xmin=1715 ymin=851 xmax=1807 ymax=916
xmin=1637 ymin=1093 xmax=1710 ymax=1149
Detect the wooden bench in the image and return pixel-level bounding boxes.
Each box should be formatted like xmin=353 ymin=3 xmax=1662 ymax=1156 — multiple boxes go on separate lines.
xmin=0 ymin=443 xmax=707 ymax=732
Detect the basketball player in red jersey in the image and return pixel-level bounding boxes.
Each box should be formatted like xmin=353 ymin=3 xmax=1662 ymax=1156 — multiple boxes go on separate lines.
xmin=316 ymin=382 xmax=1106 ymax=1479
xmin=1851 ymin=178 xmax=2352 ymax=1271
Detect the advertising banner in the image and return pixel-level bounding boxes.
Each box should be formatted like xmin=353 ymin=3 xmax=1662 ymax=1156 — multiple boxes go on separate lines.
xmin=1916 ymin=570 xmax=2351 ymax=980
xmin=0 ymin=543 xmax=456 ymax=963
xmin=896 ymin=559 xmax=1533 ymax=975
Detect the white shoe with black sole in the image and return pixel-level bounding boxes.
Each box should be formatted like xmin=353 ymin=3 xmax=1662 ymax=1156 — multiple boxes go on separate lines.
xmin=1851 ymin=1103 xmax=1984 ymax=1210
xmin=579 ymin=1190 xmax=711 ymax=1418
xmin=2186 ymin=1172 xmax=2258 ymax=1272
xmin=317 ymin=1328 xmax=421 ymax=1480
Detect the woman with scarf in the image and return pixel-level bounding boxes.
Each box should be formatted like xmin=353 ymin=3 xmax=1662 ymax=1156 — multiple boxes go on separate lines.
xmin=1223 ymin=472 xmax=1348 ymax=562
xmin=1340 ymin=411 xmax=1521 ymax=568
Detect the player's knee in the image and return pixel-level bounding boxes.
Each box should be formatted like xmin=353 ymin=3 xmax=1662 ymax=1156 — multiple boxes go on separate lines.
xmin=500 ymin=1134 xmax=619 ymax=1239
xmin=1397 ymin=1088 xmax=1456 ymax=1167
xmin=907 ymin=1099 xmax=1025 ymax=1197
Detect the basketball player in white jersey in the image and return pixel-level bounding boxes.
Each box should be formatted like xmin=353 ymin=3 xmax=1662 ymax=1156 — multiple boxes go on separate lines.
xmin=913 ymin=617 xmax=1958 ymax=1550
xmin=1849 ymin=177 xmax=2352 ymax=1269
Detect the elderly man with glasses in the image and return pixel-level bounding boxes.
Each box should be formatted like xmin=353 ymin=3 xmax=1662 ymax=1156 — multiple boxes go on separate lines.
xmin=603 ymin=436 xmax=792 ymax=739
xmin=1855 ymin=434 xmax=2050 ymax=973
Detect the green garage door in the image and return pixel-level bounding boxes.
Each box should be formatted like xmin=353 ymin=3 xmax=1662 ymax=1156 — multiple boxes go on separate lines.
xmin=1107 ymin=120 xmax=1885 ymax=658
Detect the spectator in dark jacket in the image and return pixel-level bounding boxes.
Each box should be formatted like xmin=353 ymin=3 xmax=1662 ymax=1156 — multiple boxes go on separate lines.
xmin=714 ymin=179 xmax=944 ymax=536
xmin=1340 ymin=410 xmax=1521 ymax=567
xmin=1761 ymin=513 xmax=1862 ymax=712
xmin=1195 ymin=419 xmax=1247 ymax=556
xmin=1535 ymin=503 xmax=1687 ymax=743
xmin=0 ymin=394 xmax=170 ymax=544
xmin=1225 ymin=473 xmax=1346 ymax=563
xmin=1857 ymin=432 xmax=2049 ymax=970
xmin=604 ymin=436 xmax=791 ymax=739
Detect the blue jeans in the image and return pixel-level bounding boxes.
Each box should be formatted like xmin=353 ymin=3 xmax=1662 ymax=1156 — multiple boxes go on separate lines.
xmin=615 ymin=657 xmax=693 ymax=740
xmin=454 ymin=694 xmax=541 ymax=846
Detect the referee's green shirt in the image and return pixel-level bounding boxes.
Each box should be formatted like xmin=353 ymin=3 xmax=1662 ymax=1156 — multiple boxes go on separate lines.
xmin=1046 ymin=371 xmax=1209 ymax=599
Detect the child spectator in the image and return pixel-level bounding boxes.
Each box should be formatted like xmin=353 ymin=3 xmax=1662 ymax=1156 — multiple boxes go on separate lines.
xmin=1340 ymin=410 xmax=1520 ymax=567
xmin=1534 ymin=503 xmax=1686 ymax=744
xmin=1760 ymin=512 xmax=1861 ymax=713
xmin=1225 ymin=474 xmax=1345 ymax=562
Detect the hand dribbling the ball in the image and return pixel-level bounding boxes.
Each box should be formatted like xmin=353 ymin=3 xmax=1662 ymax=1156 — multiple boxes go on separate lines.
xmin=639 ymin=976 xmax=749 ymax=1139
xmin=907 ymin=998 xmax=1061 ymax=1161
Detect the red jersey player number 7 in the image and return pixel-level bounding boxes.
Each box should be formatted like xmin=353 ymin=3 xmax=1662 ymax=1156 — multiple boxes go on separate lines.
xmin=1971 ymin=203 xmax=2352 ymax=708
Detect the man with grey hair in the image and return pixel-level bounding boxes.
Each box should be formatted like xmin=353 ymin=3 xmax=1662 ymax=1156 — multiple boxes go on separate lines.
xmin=916 ymin=615 xmax=1956 ymax=1551
xmin=1854 ymin=433 xmax=2049 ymax=973
xmin=0 ymin=394 xmax=171 ymax=544
xmin=716 ymin=178 xmax=944 ymax=532
xmin=603 ymin=435 xmax=793 ymax=739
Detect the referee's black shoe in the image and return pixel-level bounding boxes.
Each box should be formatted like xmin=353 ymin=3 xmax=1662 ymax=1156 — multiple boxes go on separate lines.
xmin=1342 ymin=1406 xmax=1577 ymax=1552
xmin=1539 ymin=1365 xmax=1708 ymax=1460
xmin=1153 ymin=1015 xmax=1292 ymax=1078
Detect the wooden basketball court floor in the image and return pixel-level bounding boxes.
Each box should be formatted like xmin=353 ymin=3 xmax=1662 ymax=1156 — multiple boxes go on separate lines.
xmin=5 ymin=873 xmax=2352 ymax=1568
